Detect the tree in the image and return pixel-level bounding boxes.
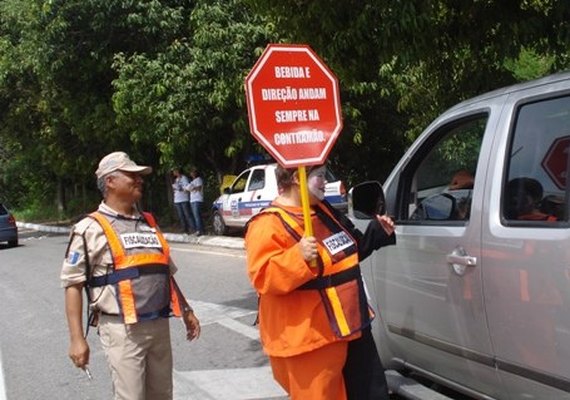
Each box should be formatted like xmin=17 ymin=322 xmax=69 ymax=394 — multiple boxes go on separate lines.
xmin=0 ymin=0 xmax=53 ymax=209
xmin=245 ymin=0 xmax=570 ymax=182
xmin=113 ymin=0 xmax=279 ymax=182
xmin=1 ymin=0 xmax=194 ymax=214
xmin=2 ymin=0 xmax=569 ymax=219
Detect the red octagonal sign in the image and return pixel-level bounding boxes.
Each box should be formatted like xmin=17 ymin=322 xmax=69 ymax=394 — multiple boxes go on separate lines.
xmin=245 ymin=44 xmax=343 ymax=167
xmin=542 ymin=135 xmax=570 ymax=189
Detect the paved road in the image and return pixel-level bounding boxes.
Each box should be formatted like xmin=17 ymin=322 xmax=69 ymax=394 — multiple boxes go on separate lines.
xmin=0 ymin=230 xmax=286 ymax=400
xmin=2 ymin=226 xmax=456 ymax=400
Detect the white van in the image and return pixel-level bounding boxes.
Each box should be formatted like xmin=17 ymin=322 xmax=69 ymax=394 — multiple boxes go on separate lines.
xmin=212 ymin=163 xmax=347 ymax=235
xmin=351 ymin=71 xmax=570 ymax=399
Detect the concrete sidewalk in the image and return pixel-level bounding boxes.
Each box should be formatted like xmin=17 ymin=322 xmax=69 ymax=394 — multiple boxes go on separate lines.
xmin=16 ymin=221 xmax=245 ymax=250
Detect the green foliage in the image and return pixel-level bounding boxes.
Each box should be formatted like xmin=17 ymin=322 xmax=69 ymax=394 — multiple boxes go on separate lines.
xmin=13 ymin=203 xmax=63 ymax=223
xmin=1 ymin=0 xmax=570 ymax=221
xmin=246 ymin=0 xmax=570 ymax=172
xmin=0 ymin=0 xmax=195 ymax=214
xmin=113 ymin=0 xmax=278 ymax=177
xmin=505 ymin=47 xmax=555 ymax=81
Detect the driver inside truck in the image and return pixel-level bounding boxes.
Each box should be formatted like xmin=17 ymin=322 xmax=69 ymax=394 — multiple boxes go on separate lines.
xmin=448 ymin=169 xmax=474 ymax=220
xmin=449 ymin=169 xmax=474 ymax=190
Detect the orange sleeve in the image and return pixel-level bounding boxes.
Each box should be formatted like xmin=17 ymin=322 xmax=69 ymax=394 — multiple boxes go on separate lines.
xmin=245 ymin=213 xmax=317 ymax=295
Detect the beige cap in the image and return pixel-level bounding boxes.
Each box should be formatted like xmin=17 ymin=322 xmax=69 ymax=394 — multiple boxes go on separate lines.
xmin=95 ymin=151 xmax=152 ymax=179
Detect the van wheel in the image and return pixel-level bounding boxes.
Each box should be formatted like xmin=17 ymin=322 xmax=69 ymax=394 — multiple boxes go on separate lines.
xmin=212 ymin=211 xmax=228 ymax=236
xmin=8 ymin=239 xmax=18 ymax=247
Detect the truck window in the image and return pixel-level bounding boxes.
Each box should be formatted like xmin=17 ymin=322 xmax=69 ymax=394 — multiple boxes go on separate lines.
xmin=503 ymin=95 xmax=570 ymax=224
xmin=403 ymin=115 xmax=487 ymax=223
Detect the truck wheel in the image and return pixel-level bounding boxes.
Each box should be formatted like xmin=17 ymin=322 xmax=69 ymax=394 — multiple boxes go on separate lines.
xmin=212 ymin=211 xmax=228 ymax=236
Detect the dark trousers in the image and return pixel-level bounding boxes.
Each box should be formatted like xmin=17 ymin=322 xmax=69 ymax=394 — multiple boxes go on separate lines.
xmin=190 ymin=201 xmax=204 ymax=233
xmin=343 ymin=327 xmax=390 ymax=400
xmin=174 ymin=201 xmax=195 ymax=233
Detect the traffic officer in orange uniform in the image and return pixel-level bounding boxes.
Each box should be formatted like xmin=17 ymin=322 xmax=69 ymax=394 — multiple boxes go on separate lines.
xmin=61 ymin=152 xmax=200 ymax=400
xmin=246 ymin=164 xmax=395 ymax=400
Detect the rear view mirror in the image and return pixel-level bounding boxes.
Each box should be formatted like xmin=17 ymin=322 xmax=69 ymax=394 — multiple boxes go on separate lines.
xmin=350 ymin=181 xmax=386 ymax=219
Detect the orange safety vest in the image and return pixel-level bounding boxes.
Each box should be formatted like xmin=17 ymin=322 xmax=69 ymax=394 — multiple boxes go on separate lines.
xmin=261 ymin=204 xmax=374 ymax=338
xmin=88 ymin=211 xmax=183 ymax=324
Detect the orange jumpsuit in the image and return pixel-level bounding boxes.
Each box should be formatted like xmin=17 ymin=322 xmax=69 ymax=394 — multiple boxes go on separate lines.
xmin=246 ymin=202 xmax=364 ymax=400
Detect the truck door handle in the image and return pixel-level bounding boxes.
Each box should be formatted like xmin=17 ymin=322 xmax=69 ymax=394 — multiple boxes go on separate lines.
xmin=447 ymin=247 xmax=477 ymax=276
xmin=446 ymin=254 xmax=477 ymax=266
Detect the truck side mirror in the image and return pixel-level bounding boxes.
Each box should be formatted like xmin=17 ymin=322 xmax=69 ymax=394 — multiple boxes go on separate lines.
xmin=349 ymin=181 xmax=386 ymax=219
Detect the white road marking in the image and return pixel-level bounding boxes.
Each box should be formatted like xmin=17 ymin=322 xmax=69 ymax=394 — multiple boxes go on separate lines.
xmin=170 ymin=246 xmax=245 ymax=258
xmin=0 ymin=345 xmax=7 ymax=400
xmin=217 ymin=318 xmax=260 ymax=341
xmin=174 ymin=301 xmax=286 ymax=400
xmin=189 ymin=300 xmax=257 ymax=326
xmin=174 ymin=366 xmax=285 ymax=400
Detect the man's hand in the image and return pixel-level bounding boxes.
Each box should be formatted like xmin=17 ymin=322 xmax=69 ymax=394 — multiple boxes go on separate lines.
xmin=376 ymin=214 xmax=395 ymax=236
xmin=299 ymin=236 xmax=318 ymax=262
xmin=65 ymin=284 xmax=89 ymax=369
xmin=69 ymin=336 xmax=90 ymax=369
xmin=183 ymin=310 xmax=201 ymax=341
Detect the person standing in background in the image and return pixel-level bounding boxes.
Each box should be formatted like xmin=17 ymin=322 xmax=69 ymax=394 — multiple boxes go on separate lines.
xmin=171 ymin=168 xmax=195 ymax=234
xmin=186 ymin=167 xmax=204 ymax=236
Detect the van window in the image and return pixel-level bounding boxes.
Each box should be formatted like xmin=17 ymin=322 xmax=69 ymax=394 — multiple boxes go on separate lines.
xmin=248 ymin=169 xmax=266 ymax=191
xmin=403 ymin=115 xmax=487 ymax=223
xmin=325 ymin=168 xmax=337 ymax=183
xmin=503 ymin=95 xmax=570 ymax=223
xmin=231 ymin=171 xmax=250 ymax=193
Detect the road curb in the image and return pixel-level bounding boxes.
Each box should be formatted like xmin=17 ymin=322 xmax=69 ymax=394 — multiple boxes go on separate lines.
xmin=17 ymin=221 xmax=70 ymax=234
xmin=16 ymin=222 xmax=245 ymax=250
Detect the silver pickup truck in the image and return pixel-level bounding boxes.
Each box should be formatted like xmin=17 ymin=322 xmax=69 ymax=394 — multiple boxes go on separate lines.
xmin=351 ymin=71 xmax=570 ymax=399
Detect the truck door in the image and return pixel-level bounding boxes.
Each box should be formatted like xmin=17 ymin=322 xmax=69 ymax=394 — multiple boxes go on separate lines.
xmin=373 ymin=111 xmax=506 ymax=398
xmin=482 ymin=91 xmax=570 ymax=398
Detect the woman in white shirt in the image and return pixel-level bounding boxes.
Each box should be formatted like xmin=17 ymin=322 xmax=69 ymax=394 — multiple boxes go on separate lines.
xmin=171 ymin=168 xmax=195 ymax=233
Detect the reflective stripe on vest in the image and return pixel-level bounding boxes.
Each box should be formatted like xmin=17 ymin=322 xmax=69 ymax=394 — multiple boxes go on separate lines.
xmin=262 ymin=205 xmax=359 ymax=270
xmin=89 ymin=211 xmax=179 ymax=324
xmin=90 ymin=212 xmax=170 ymax=268
xmin=260 ymin=205 xmax=369 ymax=337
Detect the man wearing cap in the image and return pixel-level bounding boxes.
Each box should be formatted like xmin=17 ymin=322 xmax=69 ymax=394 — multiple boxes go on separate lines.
xmin=61 ymin=151 xmax=200 ymax=400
